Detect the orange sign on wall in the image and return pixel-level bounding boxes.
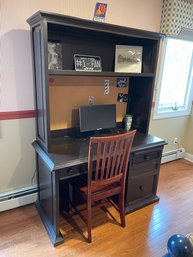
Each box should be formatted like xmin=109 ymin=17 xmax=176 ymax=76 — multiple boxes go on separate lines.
xmin=93 ymin=3 xmax=107 ymax=22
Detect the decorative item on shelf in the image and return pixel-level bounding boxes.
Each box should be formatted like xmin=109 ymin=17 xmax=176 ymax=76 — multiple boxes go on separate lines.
xmin=123 ymin=114 xmax=132 ymax=131
xmin=114 ymin=45 xmax=143 ymax=73
xmin=93 ymin=2 xmax=107 ymax=22
xmin=74 ymin=54 xmax=102 ymax=72
xmin=116 ymin=77 xmax=129 ymax=88
xmin=117 ymin=93 xmax=128 ymax=103
xmin=48 ymin=42 xmax=63 ymax=70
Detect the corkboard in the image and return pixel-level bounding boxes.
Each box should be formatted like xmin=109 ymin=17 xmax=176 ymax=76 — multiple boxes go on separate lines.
xmin=49 ymin=76 xmax=129 ymax=130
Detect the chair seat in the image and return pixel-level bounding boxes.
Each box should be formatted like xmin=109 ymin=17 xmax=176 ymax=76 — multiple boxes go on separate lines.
xmin=71 ymin=174 xmax=122 ymax=193
xmin=82 ymin=182 xmax=121 ymax=194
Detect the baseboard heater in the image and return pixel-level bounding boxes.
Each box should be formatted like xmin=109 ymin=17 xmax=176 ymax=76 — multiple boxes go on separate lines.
xmin=161 ymin=148 xmax=186 ymax=164
xmin=0 ymin=186 xmax=38 ymax=212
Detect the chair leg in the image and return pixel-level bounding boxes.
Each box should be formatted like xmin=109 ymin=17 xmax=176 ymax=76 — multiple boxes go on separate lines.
xmin=118 ymin=192 xmax=126 ymax=227
xmin=87 ymin=199 xmax=92 ymax=243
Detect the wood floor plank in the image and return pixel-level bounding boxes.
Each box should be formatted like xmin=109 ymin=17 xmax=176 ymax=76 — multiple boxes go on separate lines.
xmin=0 ymin=159 xmax=193 ymax=257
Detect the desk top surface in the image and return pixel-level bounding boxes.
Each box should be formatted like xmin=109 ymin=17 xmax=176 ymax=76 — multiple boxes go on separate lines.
xmin=33 ymin=132 xmax=166 ymax=171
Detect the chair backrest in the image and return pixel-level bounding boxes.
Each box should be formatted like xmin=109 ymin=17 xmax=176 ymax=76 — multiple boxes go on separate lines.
xmin=88 ymin=130 xmax=136 ymax=188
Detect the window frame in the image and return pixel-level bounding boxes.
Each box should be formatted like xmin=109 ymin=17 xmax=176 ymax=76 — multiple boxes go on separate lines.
xmin=154 ymin=36 xmax=193 ymax=120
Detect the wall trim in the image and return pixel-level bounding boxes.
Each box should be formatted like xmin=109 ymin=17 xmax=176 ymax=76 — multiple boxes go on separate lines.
xmin=0 ymin=110 xmax=36 ymax=120
xmin=161 ymin=148 xmax=186 ymax=164
xmin=185 ymin=153 xmax=193 ymax=162
xmin=0 ymin=193 xmax=37 ymax=212
xmin=0 ymin=185 xmax=37 ymax=212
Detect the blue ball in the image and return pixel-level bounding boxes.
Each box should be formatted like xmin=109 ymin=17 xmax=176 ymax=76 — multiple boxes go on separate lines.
xmin=167 ymin=234 xmax=193 ymax=257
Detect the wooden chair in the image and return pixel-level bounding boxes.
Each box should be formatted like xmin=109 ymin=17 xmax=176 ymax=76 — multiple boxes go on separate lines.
xmin=69 ymin=130 xmax=136 ymax=243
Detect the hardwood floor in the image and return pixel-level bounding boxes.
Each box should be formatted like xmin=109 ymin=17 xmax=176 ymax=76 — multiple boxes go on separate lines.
xmin=1 ymin=159 xmax=193 ymax=257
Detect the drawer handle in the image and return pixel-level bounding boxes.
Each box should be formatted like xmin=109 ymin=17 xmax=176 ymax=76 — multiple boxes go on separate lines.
xmin=144 ymin=155 xmax=150 ymax=160
xmin=139 ymin=185 xmax=144 ymax=191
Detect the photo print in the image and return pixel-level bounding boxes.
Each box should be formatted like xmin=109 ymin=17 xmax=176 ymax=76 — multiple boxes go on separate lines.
xmin=117 ymin=77 xmax=129 ymax=88
xmin=117 ymin=93 xmax=128 ymax=103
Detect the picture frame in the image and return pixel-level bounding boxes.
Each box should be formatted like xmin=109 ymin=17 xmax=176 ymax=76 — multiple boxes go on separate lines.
xmin=74 ymin=54 xmax=102 ymax=72
xmin=114 ymin=45 xmax=143 ymax=73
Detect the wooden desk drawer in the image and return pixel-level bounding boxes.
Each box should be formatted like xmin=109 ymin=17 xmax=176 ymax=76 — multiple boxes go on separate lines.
xmin=131 ymin=148 xmax=162 ymax=166
xmin=126 ymin=173 xmax=157 ymax=203
xmin=59 ymin=163 xmax=87 ymax=179
xmin=129 ymin=159 xmax=160 ymax=176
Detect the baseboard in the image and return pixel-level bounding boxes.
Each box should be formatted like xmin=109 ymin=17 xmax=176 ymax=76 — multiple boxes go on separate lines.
xmin=0 ymin=186 xmax=37 ymax=212
xmin=0 ymin=193 xmax=38 ymax=212
xmin=185 ymin=153 xmax=193 ymax=162
xmin=161 ymin=148 xmax=185 ymax=164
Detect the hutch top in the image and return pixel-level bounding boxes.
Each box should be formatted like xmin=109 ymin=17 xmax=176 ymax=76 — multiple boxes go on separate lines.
xmin=27 ymin=11 xmax=163 ymax=153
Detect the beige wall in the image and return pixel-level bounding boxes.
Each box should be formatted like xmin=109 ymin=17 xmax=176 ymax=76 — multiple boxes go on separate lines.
xmin=1 ymin=0 xmax=192 ymax=195
xmin=184 ymin=112 xmax=193 ymax=153
xmin=0 ymin=119 xmax=36 ymax=192
xmin=149 ymin=114 xmax=189 ymax=152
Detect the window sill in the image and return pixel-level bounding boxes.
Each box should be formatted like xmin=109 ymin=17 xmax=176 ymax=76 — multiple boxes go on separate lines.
xmin=153 ymin=109 xmax=192 ymax=120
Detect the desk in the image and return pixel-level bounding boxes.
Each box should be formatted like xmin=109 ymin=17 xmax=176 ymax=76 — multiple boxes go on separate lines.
xmin=33 ymin=132 xmax=166 ymax=246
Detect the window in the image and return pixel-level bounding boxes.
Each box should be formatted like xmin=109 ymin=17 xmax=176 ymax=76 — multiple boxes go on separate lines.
xmin=154 ymin=37 xmax=193 ymax=119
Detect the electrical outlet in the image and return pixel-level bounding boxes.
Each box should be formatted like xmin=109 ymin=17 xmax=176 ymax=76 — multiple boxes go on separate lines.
xmin=173 ymin=137 xmax=178 ymax=144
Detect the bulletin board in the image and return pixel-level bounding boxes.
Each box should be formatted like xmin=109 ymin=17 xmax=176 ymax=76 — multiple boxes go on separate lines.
xmin=49 ymin=76 xmax=129 ymax=130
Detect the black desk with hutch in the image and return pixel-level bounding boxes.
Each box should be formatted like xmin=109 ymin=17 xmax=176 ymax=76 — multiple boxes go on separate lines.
xmin=27 ymin=11 xmax=166 ymax=246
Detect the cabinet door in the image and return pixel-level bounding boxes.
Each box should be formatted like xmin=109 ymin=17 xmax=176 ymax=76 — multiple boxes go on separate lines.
xmin=125 ymin=146 xmax=163 ymax=210
xmin=126 ymin=173 xmax=157 ymax=203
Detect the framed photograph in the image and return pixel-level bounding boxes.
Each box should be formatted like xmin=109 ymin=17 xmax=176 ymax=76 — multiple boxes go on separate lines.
xmin=48 ymin=42 xmax=63 ymax=70
xmin=74 ymin=54 xmax=102 ymax=72
xmin=114 ymin=45 xmax=143 ymax=73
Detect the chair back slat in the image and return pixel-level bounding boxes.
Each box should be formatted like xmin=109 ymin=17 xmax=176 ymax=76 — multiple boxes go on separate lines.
xmin=114 ymin=139 xmax=124 ymax=176
xmin=100 ymin=141 xmax=108 ymax=180
xmin=88 ymin=130 xmax=136 ymax=187
xmin=106 ymin=141 xmax=114 ymax=179
xmin=110 ymin=140 xmax=119 ymax=178
xmin=118 ymin=139 xmax=129 ymax=175
xmin=95 ymin=142 xmax=102 ymax=181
